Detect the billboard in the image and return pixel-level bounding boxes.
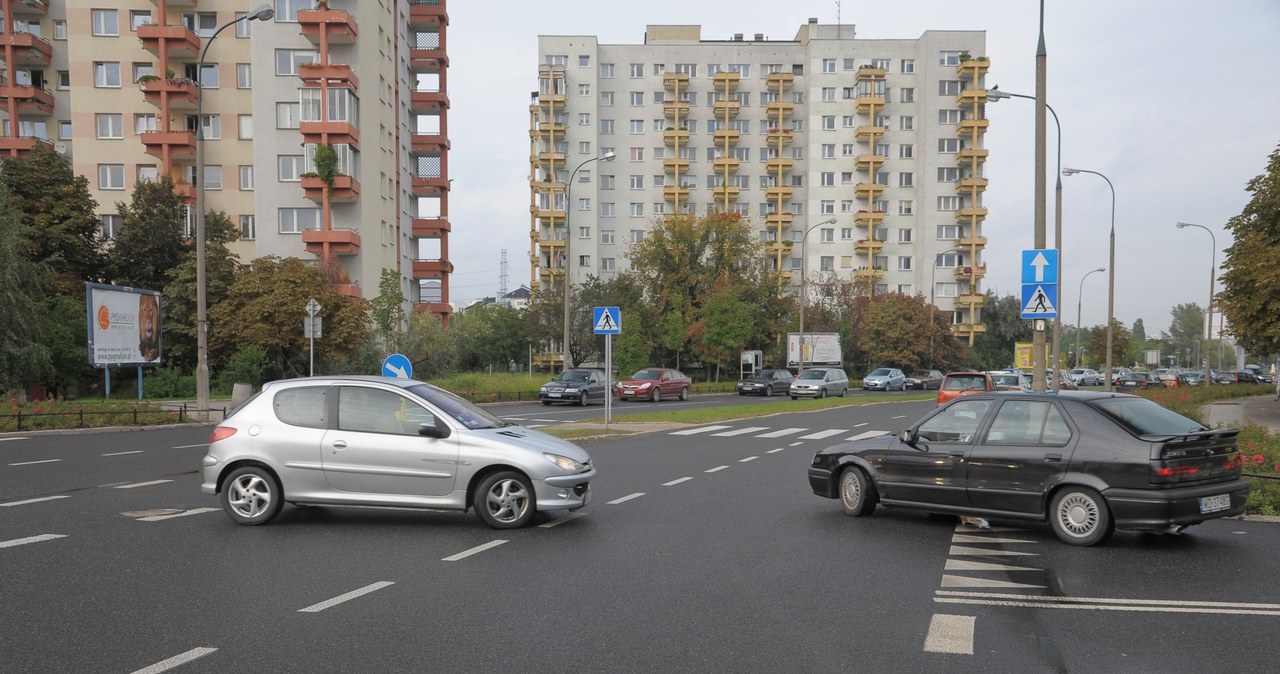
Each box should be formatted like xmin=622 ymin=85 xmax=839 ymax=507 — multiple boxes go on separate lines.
xmin=787 ymin=332 xmax=842 ymax=368
xmin=85 ymin=283 xmax=163 ymax=367
xmin=1014 ymin=342 xmax=1058 ymax=370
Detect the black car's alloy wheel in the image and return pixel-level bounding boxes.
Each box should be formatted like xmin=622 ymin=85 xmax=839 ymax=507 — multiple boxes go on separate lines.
xmin=840 ymin=467 xmax=877 ymax=516
xmin=1049 ymin=487 xmax=1113 ymax=546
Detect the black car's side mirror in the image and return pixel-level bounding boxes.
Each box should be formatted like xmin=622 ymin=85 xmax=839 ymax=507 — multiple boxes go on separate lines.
xmin=898 ymin=429 xmax=917 ymax=446
xmin=418 ymin=421 xmax=452 ymax=439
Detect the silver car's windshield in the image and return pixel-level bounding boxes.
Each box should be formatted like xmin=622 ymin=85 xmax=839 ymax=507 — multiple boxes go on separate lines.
xmin=798 ymin=370 xmax=826 ymax=380
xmin=407 ymin=384 xmax=508 ymax=430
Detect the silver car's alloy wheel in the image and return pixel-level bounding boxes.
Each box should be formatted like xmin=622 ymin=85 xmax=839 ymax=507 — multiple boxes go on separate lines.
xmin=475 ymin=471 xmax=535 ymax=529
xmin=220 ymin=466 xmax=283 ymax=525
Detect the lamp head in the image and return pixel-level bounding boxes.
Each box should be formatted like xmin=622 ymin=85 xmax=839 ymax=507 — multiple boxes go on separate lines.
xmin=602 ymin=151 xmax=617 ymax=162
xmin=821 ymin=218 xmax=837 ymax=225
xmin=985 ymin=88 xmax=1010 ymax=101
xmin=1061 ymin=167 xmax=1080 ymax=176
xmin=250 ymin=4 xmax=275 ymax=21
xmin=1176 ymin=222 xmax=1194 ymax=229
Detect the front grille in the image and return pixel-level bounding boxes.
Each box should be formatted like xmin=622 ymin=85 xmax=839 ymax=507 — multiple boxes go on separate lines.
xmin=573 ymin=483 xmax=589 ymax=496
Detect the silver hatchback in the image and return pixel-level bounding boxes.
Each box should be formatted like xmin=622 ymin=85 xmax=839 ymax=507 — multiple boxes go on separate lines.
xmin=201 ymin=376 xmax=594 ymax=529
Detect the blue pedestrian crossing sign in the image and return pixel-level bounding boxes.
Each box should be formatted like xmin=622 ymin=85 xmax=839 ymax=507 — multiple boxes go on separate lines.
xmin=1021 ymin=249 xmax=1059 ymax=285
xmin=382 ymin=353 xmax=412 ymax=379
xmin=1020 ymin=284 xmax=1059 ymax=319
xmin=593 ymin=306 xmax=621 ymax=334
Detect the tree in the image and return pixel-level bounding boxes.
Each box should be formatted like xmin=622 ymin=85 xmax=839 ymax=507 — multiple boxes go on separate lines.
xmin=1167 ymin=303 xmax=1205 ymax=367
xmin=1132 ymin=318 xmax=1146 ymax=344
xmin=0 ymin=187 xmax=55 ymax=396
xmin=162 ymin=211 xmax=240 ymax=373
xmin=859 ymin=293 xmax=961 ymax=373
xmin=970 ymin=292 xmax=1032 ymax=369
xmin=452 ymin=304 xmax=530 ymax=372
xmin=403 ymin=310 xmax=457 ymax=378
xmin=692 ymin=276 xmax=755 ymax=381
xmin=371 ymin=268 xmax=406 ymax=351
xmin=1219 ymin=142 xmax=1280 ymax=354
xmin=1086 ymin=319 xmax=1132 ymax=369
xmin=0 ymin=145 xmax=105 ymax=292
xmin=110 ymin=174 xmax=190 ymax=291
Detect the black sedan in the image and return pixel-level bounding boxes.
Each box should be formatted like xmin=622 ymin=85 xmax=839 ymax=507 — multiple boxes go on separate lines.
xmin=736 ymin=369 xmax=795 ymax=396
xmin=1115 ymin=372 xmax=1162 ymax=392
xmin=905 ymin=370 xmax=944 ymax=390
xmin=538 ymin=368 xmax=609 ymax=405
xmin=807 ymin=391 xmax=1249 ymax=546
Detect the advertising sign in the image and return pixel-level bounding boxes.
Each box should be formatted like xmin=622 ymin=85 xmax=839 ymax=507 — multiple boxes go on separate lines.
xmin=787 ymin=332 xmax=843 ymax=368
xmin=85 ymin=283 xmax=163 ymax=367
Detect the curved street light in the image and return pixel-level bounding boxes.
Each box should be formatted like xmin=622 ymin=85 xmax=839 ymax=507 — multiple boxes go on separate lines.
xmin=561 ymin=150 xmax=615 ymax=372
xmin=797 ymin=217 xmax=838 ymax=371
xmin=1177 ymin=222 xmax=1217 ymax=385
xmin=1062 ymin=167 xmax=1116 ymax=390
xmin=195 ymin=4 xmax=274 ymax=416
xmin=1075 ymin=267 xmax=1105 ymax=368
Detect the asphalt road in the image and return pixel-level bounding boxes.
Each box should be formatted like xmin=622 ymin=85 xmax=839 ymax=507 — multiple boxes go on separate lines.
xmin=3 ymin=399 xmax=1279 ymax=673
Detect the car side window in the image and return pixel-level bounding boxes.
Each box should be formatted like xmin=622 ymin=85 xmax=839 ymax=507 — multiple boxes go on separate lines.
xmin=339 ymin=387 xmax=435 ymax=436
xmin=984 ymin=400 xmax=1071 ymax=445
xmin=917 ymin=399 xmax=991 ymax=443
xmin=273 ymin=386 xmax=328 ymax=428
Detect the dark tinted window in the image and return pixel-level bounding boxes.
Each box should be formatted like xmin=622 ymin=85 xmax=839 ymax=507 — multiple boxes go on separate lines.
xmin=985 ymin=400 xmax=1071 ymax=445
xmin=917 ymin=399 xmax=991 ymax=443
xmin=1090 ymin=397 xmax=1207 ymax=435
xmin=943 ymin=375 xmax=987 ymax=391
xmin=273 ymin=386 xmax=328 ymax=429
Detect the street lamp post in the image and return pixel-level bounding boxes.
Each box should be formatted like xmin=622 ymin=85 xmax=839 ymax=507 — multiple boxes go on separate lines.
xmin=928 ymin=248 xmax=962 ymax=370
xmin=1177 ymin=222 xmax=1217 ymax=387
xmin=797 ymin=217 xmax=838 ymax=371
xmin=1062 ymin=167 xmax=1116 ymax=391
xmin=195 ymin=5 xmax=274 ymax=418
xmin=1075 ymin=267 xmax=1105 ymax=368
xmin=561 ymin=151 xmax=615 ymax=372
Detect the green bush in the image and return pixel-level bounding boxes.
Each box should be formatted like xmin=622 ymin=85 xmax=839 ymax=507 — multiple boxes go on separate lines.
xmin=215 ymin=345 xmax=269 ymax=394
xmin=148 ymin=365 xmax=194 ymax=398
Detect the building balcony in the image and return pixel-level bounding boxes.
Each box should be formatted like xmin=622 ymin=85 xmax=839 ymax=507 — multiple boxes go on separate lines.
xmin=412 ymin=216 xmax=451 ymax=237
xmin=297 ymin=7 xmax=359 ymax=45
xmin=854 ymin=182 xmax=886 ymax=199
xmin=764 ymin=240 xmax=793 ymax=256
xmin=298 ymin=63 xmax=360 ymax=89
xmin=335 ymin=283 xmax=362 ymax=299
xmin=537 ymin=236 xmax=566 ymax=255
xmin=958 ymin=234 xmax=988 ymax=248
xmin=712 ymin=100 xmax=741 ymax=117
xmin=0 ymin=135 xmax=52 ymax=156
xmin=765 ymin=100 xmax=794 ymax=116
xmin=530 ymin=204 xmax=566 ymax=222
xmin=712 ymin=129 xmax=741 ymax=143
xmin=713 ymin=71 xmax=741 ymax=89
xmin=299 ymin=120 xmax=360 ymax=150
xmin=137 ymin=24 xmax=200 ymax=59
xmin=765 ymin=212 xmax=794 ymax=227
xmin=764 ymin=127 xmax=795 ymax=143
xmin=301 ymin=175 xmax=361 ymax=203
xmin=663 ymin=100 xmax=690 ymax=118
xmin=855 ymin=65 xmax=887 ymax=80
xmin=411 ymin=131 xmax=450 ymax=154
xmin=663 ymin=128 xmax=690 ymax=145
xmin=2 ymin=32 xmax=52 ymax=66
xmin=855 ymin=94 xmax=886 ymax=112
xmin=409 ymin=40 xmax=448 ymax=72
xmin=140 ymin=77 xmax=200 ymax=110
xmin=711 ymin=157 xmax=740 ymax=172
xmin=663 ymin=72 xmax=689 ymax=90
xmin=854 ymin=124 xmax=887 ymax=141
xmin=956 ymin=207 xmax=989 ymax=221
xmin=957 ymin=89 xmax=988 ymax=106
xmin=412 ymin=258 xmax=454 ymax=276
xmin=958 ymin=176 xmax=989 ymax=192
xmin=764 ymin=185 xmax=794 ymax=201
xmin=956 ymin=118 xmax=990 ymax=136
xmin=0 ymin=85 xmax=54 ymax=115
xmin=853 ymin=239 xmax=885 ymax=256
xmin=957 ymin=147 xmax=989 ymax=164
xmin=301 ymin=227 xmax=361 ymax=256
xmin=663 ymin=185 xmax=691 ymax=201
xmin=710 ymin=185 xmax=740 ymax=200
xmin=854 ymin=154 xmax=886 ymax=170
xmin=411 ymin=174 xmax=450 ymax=196
xmin=531 ymin=121 xmax=565 ymax=139
xmin=172 ymin=181 xmax=195 ymax=202
xmin=408 ymin=0 xmax=449 ymax=29
xmin=955 ymin=293 xmax=985 ymax=308
xmin=765 ymin=157 xmax=793 ymax=173
xmin=663 ymin=157 xmax=690 ymax=173
xmin=765 ymin=72 xmax=794 ymax=88
xmin=956 ymin=57 xmax=992 ymax=76
xmin=952 ymin=322 xmax=988 ymax=336
xmin=853 ymin=210 xmax=886 ymax=226
xmin=534 ymin=150 xmax=565 ymax=165
xmin=10 ymin=0 xmax=48 ymax=14
xmin=853 ymin=267 xmax=885 ymax=283
xmin=409 ymin=89 xmax=449 ymax=113
xmin=139 ymin=130 xmax=196 ymax=158
xmin=148 ymin=0 xmax=196 ymax=6
xmin=955 ymin=264 xmax=987 ymax=281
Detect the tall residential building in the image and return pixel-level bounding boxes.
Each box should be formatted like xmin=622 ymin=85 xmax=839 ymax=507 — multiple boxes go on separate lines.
xmin=0 ymin=0 xmax=453 ymax=323
xmin=530 ymin=19 xmax=989 ymax=345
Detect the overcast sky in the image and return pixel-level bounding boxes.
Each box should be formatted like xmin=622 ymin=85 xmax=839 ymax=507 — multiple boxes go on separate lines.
xmin=443 ymin=0 xmax=1280 ymax=337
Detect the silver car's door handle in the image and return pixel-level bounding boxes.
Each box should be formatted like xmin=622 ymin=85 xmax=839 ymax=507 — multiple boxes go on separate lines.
xmin=332 ymin=440 xmax=347 ymax=450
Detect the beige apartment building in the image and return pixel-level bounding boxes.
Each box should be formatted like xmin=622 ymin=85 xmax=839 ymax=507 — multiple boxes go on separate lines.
xmin=530 ymin=19 xmax=990 ymax=344
xmin=0 ymin=0 xmax=453 ymax=323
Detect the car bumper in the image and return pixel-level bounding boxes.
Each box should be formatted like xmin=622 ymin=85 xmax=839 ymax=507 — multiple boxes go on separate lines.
xmin=790 ymin=389 xmax=824 ymax=398
xmin=863 ymin=383 xmax=886 ymax=390
xmin=538 ymin=469 xmax=594 ymax=511
xmin=808 ymin=466 xmax=837 ymax=498
xmin=737 ymin=386 xmax=767 ymax=395
xmin=539 ymin=391 xmax=579 ymax=403
xmin=1103 ymin=479 xmax=1251 ymax=531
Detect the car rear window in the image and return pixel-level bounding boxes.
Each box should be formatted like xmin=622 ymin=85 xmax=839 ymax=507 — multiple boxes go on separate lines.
xmin=273 ymin=386 xmax=328 ymax=429
xmin=1089 ymin=397 xmax=1208 ymax=435
xmin=944 ymin=375 xmax=987 ymax=391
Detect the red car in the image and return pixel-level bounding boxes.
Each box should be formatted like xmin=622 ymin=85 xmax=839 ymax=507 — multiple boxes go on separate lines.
xmin=614 ymin=368 xmax=692 ymax=402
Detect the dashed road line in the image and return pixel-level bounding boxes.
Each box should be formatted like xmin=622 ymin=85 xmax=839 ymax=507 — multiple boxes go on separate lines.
xmin=115 ymin=480 xmax=174 ymax=489
xmin=130 ymin=647 xmax=218 ymax=674
xmin=8 ymin=459 xmax=61 ymax=466
xmin=670 ymin=425 xmax=732 ymax=436
xmin=923 ymin=614 xmax=975 ymax=654
xmin=608 ymin=492 xmax=645 ymax=504
xmin=789 ymin=441 xmax=804 ymax=446
xmin=443 ymin=540 xmax=508 ymax=561
xmin=766 ymin=448 xmax=785 ymax=454
xmin=2 ymin=495 xmax=70 ymax=507
xmin=0 ymin=534 xmax=67 ymax=549
xmin=138 ymin=507 xmax=219 ymax=522
xmin=739 ymin=456 xmax=758 ymax=463
xmin=705 ymin=466 xmax=729 ymax=473
xmin=853 ymin=423 xmax=868 ymax=428
xmin=298 ymin=581 xmax=395 ymax=613
xmin=103 ymin=450 xmax=144 ymax=456
xmin=171 ymin=444 xmax=207 ymax=449
xmin=663 ymin=477 xmax=694 ymax=486
xmin=892 ymin=415 xmax=907 ymax=420
xmin=538 ymin=512 xmax=587 ymax=528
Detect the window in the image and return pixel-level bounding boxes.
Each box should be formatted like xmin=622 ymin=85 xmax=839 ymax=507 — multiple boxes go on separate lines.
xmin=897 ymin=256 xmax=912 ymax=271
xmin=100 ymin=214 xmax=121 ymax=240
xmin=629 ymin=175 xmax=644 ymax=189
xmin=234 ymin=12 xmax=253 ymax=37
xmin=236 ymin=63 xmax=252 ymax=89
xmin=900 ymin=116 xmax=914 ymax=130
xmin=937 ymin=224 xmax=961 ymax=239
xmin=629 ymin=63 xmax=644 ymax=78
xmin=601 ymin=258 xmax=616 ymax=272
xmin=600 ymin=63 xmax=615 ymax=78
xmin=578 ymin=112 xmax=591 ymax=126
xmin=821 ymin=87 xmax=836 ymax=102
xmin=238 ymin=165 xmax=255 ymax=191
xmin=133 ymin=63 xmax=154 ymax=83
xmin=629 ymin=119 xmax=644 ymax=134
xmin=94 ymin=62 xmax=121 ymax=88
xmin=275 ymin=49 xmax=318 ymax=76
xmin=820 ymin=172 xmax=835 ymax=187
xmin=821 ymin=144 xmax=835 ymax=158
xmin=59 ymin=121 xmax=71 ymax=139
xmin=820 ymin=201 xmax=834 ymax=215
xmin=937 ymin=197 xmax=961 ymax=212
xmin=871 ymin=59 xmax=891 ymax=69
xmin=900 ymin=88 xmax=914 ymax=103
xmin=843 ymin=58 xmax=856 ymax=71
xmin=899 ymin=144 xmax=914 ymax=159
xmin=938 ymin=167 xmax=961 ymax=183
xmin=627 ymin=229 xmax=644 ymax=244
xmin=842 ymin=144 xmax=855 ymax=157
xmin=629 ymin=91 xmax=644 ymax=106
xmin=822 ymin=58 xmax=836 ymax=73
xmin=577 ymin=198 xmax=590 ymax=211
xmin=652 ymin=63 xmax=665 ymax=76
xmin=278 ymin=155 xmax=305 ymax=182
xmin=629 ymin=147 xmax=643 ymax=161
xmin=600 ymin=91 xmax=614 ymax=106
xmin=899 ymin=200 xmax=914 ymax=215
xmin=182 ymin=12 xmax=217 ymax=37
xmin=899 ymin=173 xmax=914 ymax=188
xmin=578 ymin=255 xmax=591 ymax=268
xmin=939 ymin=51 xmax=963 ymax=66
xmin=600 ymin=119 xmax=615 ymax=135
xmin=600 ymin=175 xmax=615 ymax=189
xmin=96 ymin=114 xmax=123 ymax=139
xmin=821 ymin=116 xmax=835 ymax=130
xmin=898 ymin=228 xmax=913 ymax=243
xmin=137 ymin=165 xmax=158 ymax=183
xmin=239 ymin=215 xmax=256 ymax=240
xmin=279 ymin=207 xmax=320 ymax=234
xmin=57 ymin=71 xmax=70 ymax=90
xmin=820 ymin=256 xmax=834 ymax=272
xmin=600 ymin=203 xmax=615 ymax=218
xmin=939 ymin=109 xmax=962 ymax=124
xmin=938 ymin=138 xmax=962 ymax=153
xmin=629 ymin=203 xmax=644 ymax=217
xmin=189 ymin=114 xmax=220 ymax=139
xmin=579 ymin=83 xmax=590 ymax=96
xmin=98 ymin=164 xmax=125 ymax=190
xmin=985 ymin=401 xmax=1071 ymax=445
xmin=92 ymin=9 xmax=119 ymax=36
xmin=204 ymin=165 xmax=223 ymax=190
xmin=939 ymin=80 xmax=962 ymax=96
xmin=54 ymin=21 xmax=67 ymax=40
xmin=601 ymin=229 xmax=616 ymax=243
xmin=276 ymin=102 xmax=300 ymax=128
xmin=901 ymin=59 xmax=915 ymax=74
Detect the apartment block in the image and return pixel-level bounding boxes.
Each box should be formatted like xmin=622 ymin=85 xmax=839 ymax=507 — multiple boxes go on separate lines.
xmin=530 ymin=19 xmax=989 ymax=342
xmin=0 ymin=0 xmax=452 ymax=323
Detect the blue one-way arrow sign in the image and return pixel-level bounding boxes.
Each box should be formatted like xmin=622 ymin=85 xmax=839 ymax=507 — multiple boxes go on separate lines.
xmin=382 ymin=353 xmax=412 ymax=379
xmin=1021 ymin=249 xmax=1059 ymax=285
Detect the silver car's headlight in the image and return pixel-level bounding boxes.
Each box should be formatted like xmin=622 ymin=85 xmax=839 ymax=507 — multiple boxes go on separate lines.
xmin=544 ymin=453 xmax=587 ymax=472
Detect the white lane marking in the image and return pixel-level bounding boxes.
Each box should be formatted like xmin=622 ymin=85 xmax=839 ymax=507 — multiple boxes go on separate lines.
xmin=789 ymin=442 xmax=804 ymax=447
xmin=935 ymin=591 xmax=1280 ymax=616
xmin=766 ymin=448 xmax=785 ymax=454
xmin=138 ymin=507 xmax=219 ymax=522
xmin=756 ymin=427 xmax=808 ymax=438
xmin=297 ymin=581 xmax=395 ymax=613
xmin=671 ymin=425 xmax=732 ymax=436
xmin=538 ymin=512 xmax=587 ymax=529
xmin=130 ymin=647 xmax=218 ymax=674
xmin=103 ymin=450 xmax=144 ymax=456
xmin=663 ymin=477 xmax=693 ymax=486
xmin=853 ymin=423 xmax=868 ymax=428
xmin=951 ymin=534 xmax=1035 ymax=544
xmin=923 ymin=614 xmax=975 ymax=655
xmin=845 ymin=430 xmax=889 ymax=441
xmin=739 ymin=456 xmax=758 ymax=463
xmin=949 ymin=545 xmax=1037 ymax=557
xmin=892 ymin=415 xmax=907 ymax=419
xmin=171 ymin=444 xmax=207 ymax=449
xmin=955 ymin=523 xmax=1026 ymax=533
xmin=941 ymin=574 xmax=1044 ymax=589
xmin=705 ymin=465 xmax=729 ymax=473
xmin=443 ymin=540 xmax=508 ymax=561
xmin=937 ymin=590 xmax=1280 ymax=611
xmin=607 ymin=492 xmax=645 ymax=505
xmin=945 ymin=559 xmax=1041 ymax=572
xmin=2 ymin=495 xmax=70 ymax=507
xmin=0 ymin=437 xmax=30 ymax=442
xmin=712 ymin=426 xmax=770 ymax=437
xmin=799 ymin=429 xmax=849 ymax=440
xmin=8 ymin=459 xmax=61 ymax=466
xmin=526 ymin=424 xmax=549 ymax=428
xmin=115 ymin=480 xmax=174 ymax=489
xmin=0 ymin=534 xmax=67 ymax=549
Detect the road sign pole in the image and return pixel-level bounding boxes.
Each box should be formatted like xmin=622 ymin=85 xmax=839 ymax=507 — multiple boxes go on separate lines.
xmin=605 ymin=334 xmax=612 ymax=426
xmin=305 ymin=298 xmax=321 ymax=377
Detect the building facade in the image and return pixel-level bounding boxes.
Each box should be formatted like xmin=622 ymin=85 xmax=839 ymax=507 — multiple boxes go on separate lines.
xmin=0 ymin=0 xmax=452 ymax=322
xmin=530 ymin=19 xmax=989 ymax=344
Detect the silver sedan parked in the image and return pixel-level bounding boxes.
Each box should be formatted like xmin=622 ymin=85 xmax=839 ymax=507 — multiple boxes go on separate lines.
xmin=201 ymin=376 xmax=594 ymax=529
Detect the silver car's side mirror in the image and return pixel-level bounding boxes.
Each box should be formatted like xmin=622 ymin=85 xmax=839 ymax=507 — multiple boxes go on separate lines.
xmin=419 ymin=420 xmax=451 ymax=439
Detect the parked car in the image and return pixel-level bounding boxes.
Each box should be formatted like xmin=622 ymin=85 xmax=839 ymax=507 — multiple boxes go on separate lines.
xmin=1068 ymin=368 xmax=1102 ymax=386
xmin=807 ymin=390 xmax=1250 ymax=546
xmin=1156 ymin=370 xmax=1191 ymax=388
xmin=936 ymin=371 xmax=994 ymax=406
xmin=201 ymin=376 xmax=595 ymax=529
xmin=1180 ymin=370 xmax=1206 ymax=386
xmin=862 ymin=367 xmax=906 ymax=391
xmin=989 ymin=371 xmax=1032 ymax=391
xmin=905 ymin=370 xmax=944 ymax=390
xmin=1115 ymin=372 xmax=1162 ymax=392
xmin=790 ymin=367 xmax=850 ymax=399
xmin=1217 ymin=370 xmax=1262 ymax=385
xmin=539 ymin=368 xmax=608 ymax=406
xmin=737 ymin=369 xmax=795 ymax=396
xmin=614 ymin=368 xmax=692 ymax=402
xmin=1049 ymin=370 xmax=1078 ymax=391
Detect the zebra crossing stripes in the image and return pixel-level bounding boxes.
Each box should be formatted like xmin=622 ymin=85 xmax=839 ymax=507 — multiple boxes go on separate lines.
xmin=667 ymin=424 xmax=892 ymax=441
xmin=711 ymin=426 xmax=770 ymax=437
xmin=670 ymin=425 xmax=733 ymax=436
xmin=755 ymin=427 xmax=809 ymax=438
xmin=798 ymin=429 xmax=849 ymax=440
xmin=845 ymin=430 xmax=889 ymax=441
xmin=938 ymin=523 xmax=1046 ymax=591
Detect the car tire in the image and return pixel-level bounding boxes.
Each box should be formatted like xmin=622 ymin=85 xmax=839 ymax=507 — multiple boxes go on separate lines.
xmin=220 ymin=466 xmax=283 ymax=526
xmin=790 ymin=395 xmax=797 ymax=400
xmin=577 ymin=391 xmax=589 ymax=406
xmin=474 ymin=470 xmax=535 ymax=529
xmin=839 ymin=467 xmax=877 ymax=517
xmin=763 ymin=385 xmax=772 ymax=396
xmin=679 ymin=387 xmax=689 ymax=401
xmin=542 ymin=400 xmax=552 ymax=406
xmin=1049 ymin=487 xmax=1113 ymax=546
xmin=839 ymin=386 xmax=847 ymax=397
xmin=650 ymin=388 xmax=661 ymax=402
xmin=818 ymin=388 xmax=827 ymax=399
